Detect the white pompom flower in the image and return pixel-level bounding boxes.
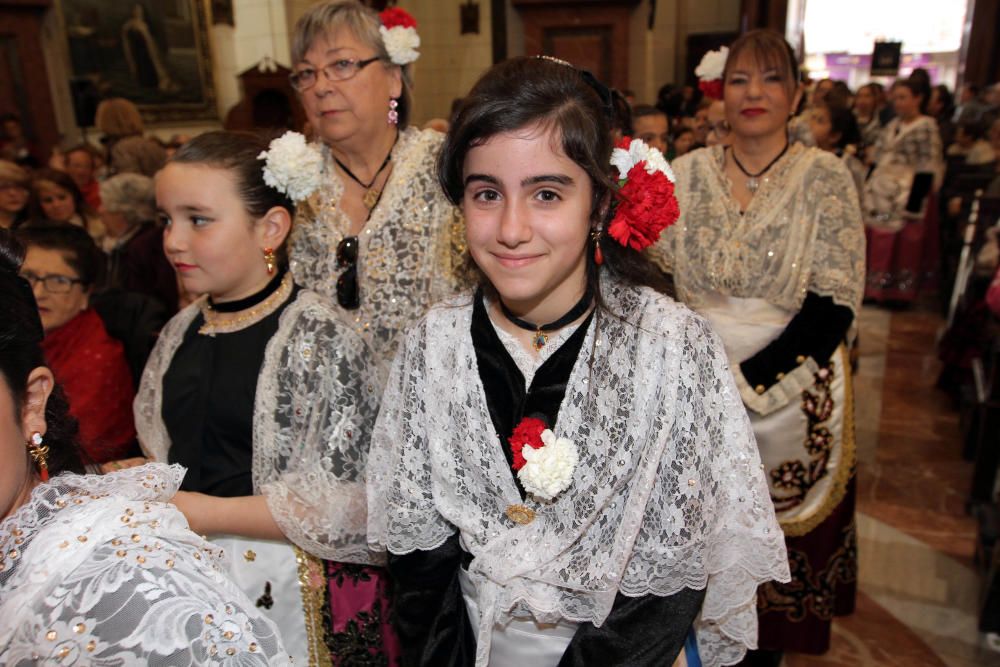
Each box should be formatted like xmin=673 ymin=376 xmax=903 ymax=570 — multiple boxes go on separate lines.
xmin=695 ymin=46 xmax=729 ymax=82
xmin=611 ymin=138 xmax=676 ymax=182
xmin=257 ymin=131 xmax=323 ymax=202
xmin=517 ymin=429 xmax=579 ymax=501
xmin=380 ymin=25 xmax=421 ymax=66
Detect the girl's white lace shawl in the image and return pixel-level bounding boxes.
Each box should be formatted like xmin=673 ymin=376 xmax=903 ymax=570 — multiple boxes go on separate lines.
xmin=649 ymin=144 xmax=866 ymax=319
xmin=367 ymin=281 xmax=790 ymax=667
xmin=0 ymin=464 xmax=289 ymax=665
xmin=289 ymin=127 xmax=467 ymax=367
xmin=135 ymin=291 xmax=382 ymax=564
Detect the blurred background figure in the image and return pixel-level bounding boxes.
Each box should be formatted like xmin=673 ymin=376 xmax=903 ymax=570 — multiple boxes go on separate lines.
xmin=0 ymin=160 xmax=30 ymax=229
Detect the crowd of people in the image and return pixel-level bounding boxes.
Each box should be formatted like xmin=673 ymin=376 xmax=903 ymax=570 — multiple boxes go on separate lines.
xmin=1 ymin=1 xmax=999 ymax=665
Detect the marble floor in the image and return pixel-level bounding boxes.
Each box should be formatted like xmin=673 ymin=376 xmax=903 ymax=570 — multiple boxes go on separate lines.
xmin=785 ymin=303 xmax=1000 ymax=667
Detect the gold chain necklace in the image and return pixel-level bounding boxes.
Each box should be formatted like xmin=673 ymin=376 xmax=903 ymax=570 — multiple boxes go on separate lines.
xmin=198 ymin=273 xmax=293 ymax=336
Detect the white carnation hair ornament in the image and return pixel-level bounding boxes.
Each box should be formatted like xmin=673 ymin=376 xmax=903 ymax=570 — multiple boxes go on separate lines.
xmin=695 ymin=46 xmax=728 ymax=100
xmin=378 ymin=7 xmax=420 ymax=66
xmin=258 ymin=131 xmax=323 ymax=202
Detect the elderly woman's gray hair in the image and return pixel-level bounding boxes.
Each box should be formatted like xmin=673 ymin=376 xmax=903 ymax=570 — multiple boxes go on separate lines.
xmin=99 ymin=173 xmax=156 ymax=228
xmin=291 ymin=0 xmax=412 ymax=128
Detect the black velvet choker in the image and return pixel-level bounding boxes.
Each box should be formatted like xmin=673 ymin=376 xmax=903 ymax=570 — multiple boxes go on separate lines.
xmin=208 ymin=268 xmax=287 ymax=313
xmin=498 ymin=289 xmax=593 ymax=352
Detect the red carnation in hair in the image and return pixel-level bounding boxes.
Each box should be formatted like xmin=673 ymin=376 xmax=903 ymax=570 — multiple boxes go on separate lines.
xmin=699 ymin=79 xmax=723 ymax=101
xmin=608 ymin=165 xmax=679 ymax=251
xmin=508 ymin=417 xmax=547 ymax=472
xmin=380 ymin=7 xmax=417 ymax=29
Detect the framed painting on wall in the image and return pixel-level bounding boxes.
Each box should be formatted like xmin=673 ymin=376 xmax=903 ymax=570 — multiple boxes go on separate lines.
xmin=60 ymin=0 xmax=217 ymax=123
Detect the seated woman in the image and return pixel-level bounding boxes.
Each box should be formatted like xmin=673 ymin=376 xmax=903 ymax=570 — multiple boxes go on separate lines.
xmin=0 ymin=231 xmax=289 ymax=664
xmin=0 ymin=160 xmax=30 ymax=229
xmin=99 ymin=172 xmax=178 ymax=314
xmin=367 ymin=56 xmax=789 ymax=667
xmin=16 ymin=222 xmax=135 ymax=464
xmin=28 ymin=168 xmax=105 ymax=244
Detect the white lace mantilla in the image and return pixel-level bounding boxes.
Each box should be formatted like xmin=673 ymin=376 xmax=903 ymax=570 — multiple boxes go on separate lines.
xmin=649 ymin=144 xmax=866 ymax=318
xmin=135 ymin=290 xmax=383 ymax=564
xmin=865 ymin=115 xmax=943 ymax=220
xmin=290 ymin=127 xmax=467 ymax=367
xmin=367 ymin=278 xmax=790 ymax=667
xmin=0 ymin=464 xmax=289 ymax=665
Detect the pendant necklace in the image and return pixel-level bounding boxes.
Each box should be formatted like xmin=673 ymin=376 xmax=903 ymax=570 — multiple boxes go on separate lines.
xmin=499 ymin=289 xmax=593 ymax=352
xmin=729 ymin=140 xmax=789 ymax=194
xmin=333 ymin=133 xmax=398 ymax=210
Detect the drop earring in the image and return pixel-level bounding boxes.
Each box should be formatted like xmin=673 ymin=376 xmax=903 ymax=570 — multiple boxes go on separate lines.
xmin=591 ymin=228 xmax=604 ymax=266
xmin=388 ymin=98 xmax=399 ymax=126
xmin=263 ymin=247 xmax=276 ymax=275
xmin=27 ymin=432 xmax=49 ymax=482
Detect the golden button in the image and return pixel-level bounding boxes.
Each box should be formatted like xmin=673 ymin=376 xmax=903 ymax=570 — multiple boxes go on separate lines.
xmin=776 ymin=372 xmax=785 ymax=380
xmin=795 ymin=355 xmax=806 ymax=364
xmin=754 ymin=384 xmax=766 ymax=395
xmin=505 ymin=504 xmax=536 ymax=525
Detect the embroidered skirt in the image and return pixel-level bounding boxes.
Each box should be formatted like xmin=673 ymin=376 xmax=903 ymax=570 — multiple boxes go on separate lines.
xmin=212 ymin=536 xmax=400 ymax=666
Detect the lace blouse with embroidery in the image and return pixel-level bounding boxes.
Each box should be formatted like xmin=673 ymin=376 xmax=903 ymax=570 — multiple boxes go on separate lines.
xmin=135 ymin=290 xmax=383 ymax=564
xmin=289 ymin=127 xmax=467 ymax=366
xmin=367 ymin=278 xmax=790 ymax=667
xmin=0 ymin=464 xmax=289 ymax=665
xmin=865 ymin=115 xmax=943 ymax=219
xmin=648 ymin=144 xmax=866 ymax=319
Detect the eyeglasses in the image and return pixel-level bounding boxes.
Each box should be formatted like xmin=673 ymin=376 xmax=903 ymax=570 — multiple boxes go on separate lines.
xmin=289 ymin=57 xmax=382 ymax=92
xmin=20 ymin=271 xmax=84 ymax=294
xmin=336 ymin=235 xmax=359 ymax=310
xmin=708 ymin=121 xmax=731 ymax=139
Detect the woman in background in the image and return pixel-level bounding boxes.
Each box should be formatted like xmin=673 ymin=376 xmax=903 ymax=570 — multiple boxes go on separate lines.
xmin=17 ymin=222 xmax=135 ymax=464
xmin=650 ymin=30 xmax=865 ymax=664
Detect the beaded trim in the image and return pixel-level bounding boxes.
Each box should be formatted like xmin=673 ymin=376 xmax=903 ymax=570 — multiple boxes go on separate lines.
xmin=293 ymin=546 xmax=333 ymax=667
xmin=198 ymin=272 xmax=294 ymax=336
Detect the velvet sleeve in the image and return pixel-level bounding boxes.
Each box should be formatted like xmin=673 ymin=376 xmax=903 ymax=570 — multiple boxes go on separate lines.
xmin=388 ymin=533 xmax=476 ymax=667
xmin=739 ymin=292 xmax=854 ymax=391
xmin=558 ymin=588 xmax=706 ymax=666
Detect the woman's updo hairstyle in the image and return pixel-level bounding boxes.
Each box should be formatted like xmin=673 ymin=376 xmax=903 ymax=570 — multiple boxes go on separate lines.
xmin=291 ymin=0 xmax=413 ymax=129
xmin=438 ymin=56 xmax=673 ymax=302
xmin=170 ymin=131 xmax=295 ymax=269
xmin=723 ymin=29 xmax=800 ymax=100
xmin=0 ymin=230 xmax=85 ymax=475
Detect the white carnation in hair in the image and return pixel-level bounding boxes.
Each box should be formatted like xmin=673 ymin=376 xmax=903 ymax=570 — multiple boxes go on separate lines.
xmin=611 ymin=138 xmax=676 ymax=182
xmin=517 ymin=429 xmax=579 ymax=501
xmin=380 ymin=25 xmax=421 ymax=66
xmin=695 ymin=46 xmax=729 ymax=82
xmin=258 ymin=131 xmax=323 ymax=202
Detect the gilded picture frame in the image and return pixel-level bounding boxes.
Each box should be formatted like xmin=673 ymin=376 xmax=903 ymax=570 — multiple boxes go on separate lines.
xmin=61 ymin=0 xmax=217 ymax=123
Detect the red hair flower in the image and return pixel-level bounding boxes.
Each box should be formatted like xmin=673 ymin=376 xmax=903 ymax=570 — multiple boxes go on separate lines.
xmin=508 ymin=417 xmax=546 ymax=472
xmin=380 ymin=7 xmax=417 ymax=29
xmin=607 ymin=137 xmax=679 ymax=252
xmin=698 ymin=79 xmax=723 ymax=101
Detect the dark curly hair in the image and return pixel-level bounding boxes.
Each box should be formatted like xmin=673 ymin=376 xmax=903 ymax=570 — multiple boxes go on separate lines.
xmin=0 ymin=229 xmax=86 ymax=477
xmin=438 ymin=56 xmax=673 ymax=309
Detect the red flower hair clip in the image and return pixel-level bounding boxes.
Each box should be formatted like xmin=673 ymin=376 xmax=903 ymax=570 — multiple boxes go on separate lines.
xmin=378 ymin=7 xmax=420 ymax=65
xmin=606 ymin=137 xmax=679 ymax=252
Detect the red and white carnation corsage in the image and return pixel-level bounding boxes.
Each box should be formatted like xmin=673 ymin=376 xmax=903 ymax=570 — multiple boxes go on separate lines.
xmin=508 ymin=417 xmax=578 ymax=502
xmin=695 ymin=46 xmax=728 ymax=100
xmin=606 ymin=137 xmax=679 ymax=251
xmin=379 ymin=8 xmax=420 ymax=65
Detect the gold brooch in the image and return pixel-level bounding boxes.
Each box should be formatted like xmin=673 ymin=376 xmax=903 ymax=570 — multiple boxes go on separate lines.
xmin=505 ymin=504 xmax=536 ymax=525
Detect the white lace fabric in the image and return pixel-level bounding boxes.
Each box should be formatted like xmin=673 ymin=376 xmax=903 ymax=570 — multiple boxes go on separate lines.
xmin=0 ymin=464 xmax=289 ymax=665
xmin=135 ymin=290 xmax=383 ymax=564
xmin=367 ymin=278 xmax=790 ymax=667
xmin=649 ymin=144 xmax=866 ymax=319
xmin=289 ymin=127 xmax=468 ymax=367
xmin=865 ymin=115 xmax=943 ymax=219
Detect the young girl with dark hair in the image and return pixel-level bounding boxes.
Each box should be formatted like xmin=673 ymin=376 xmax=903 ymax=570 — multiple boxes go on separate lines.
xmin=0 ymin=230 xmax=289 ymax=663
xmin=367 ymin=56 xmax=788 ymax=667
xmin=132 ymin=130 xmax=397 ymax=664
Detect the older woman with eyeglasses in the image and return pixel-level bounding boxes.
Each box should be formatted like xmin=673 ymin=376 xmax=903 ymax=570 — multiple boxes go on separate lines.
xmin=16 ymin=222 xmax=135 ymax=465
xmin=288 ymin=1 xmax=466 ymax=368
